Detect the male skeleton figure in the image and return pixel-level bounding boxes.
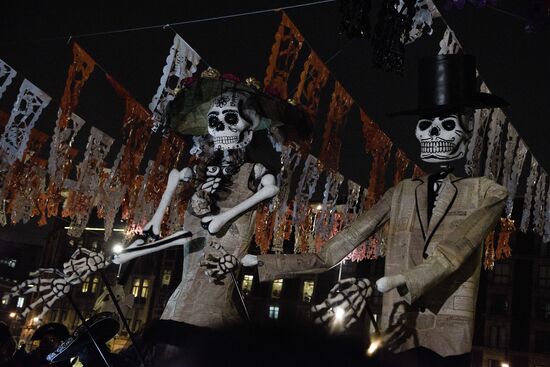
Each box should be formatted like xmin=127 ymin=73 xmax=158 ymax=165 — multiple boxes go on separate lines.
xmin=240 ymin=55 xmax=510 ymax=366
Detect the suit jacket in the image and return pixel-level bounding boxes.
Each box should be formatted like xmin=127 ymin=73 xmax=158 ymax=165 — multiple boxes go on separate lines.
xmin=257 ymin=174 xmax=508 ymax=357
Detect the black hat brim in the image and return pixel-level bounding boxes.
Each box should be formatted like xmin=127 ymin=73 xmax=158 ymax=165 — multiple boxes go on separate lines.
xmin=167 ymin=77 xmax=311 ymax=141
xmin=388 ymin=92 xmax=510 ymax=117
xmin=47 ymin=313 xmax=120 ymax=363
xmin=31 ymin=323 xmax=69 ymax=341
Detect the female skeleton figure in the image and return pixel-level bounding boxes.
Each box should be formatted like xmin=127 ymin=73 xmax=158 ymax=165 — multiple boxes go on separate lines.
xmin=6 ymin=70 xmax=308 ymax=330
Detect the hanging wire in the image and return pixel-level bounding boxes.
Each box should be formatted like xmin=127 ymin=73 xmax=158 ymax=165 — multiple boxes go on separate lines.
xmin=2 ymin=0 xmax=337 ymax=46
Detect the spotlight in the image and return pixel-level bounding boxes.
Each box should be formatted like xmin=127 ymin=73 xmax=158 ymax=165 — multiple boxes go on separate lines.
xmin=112 ymin=244 xmax=123 ymax=254
xmin=333 ymin=306 xmax=345 ymax=322
xmin=9 ymin=312 xmax=16 ymax=318
xmin=366 ymin=337 xmax=382 ymax=356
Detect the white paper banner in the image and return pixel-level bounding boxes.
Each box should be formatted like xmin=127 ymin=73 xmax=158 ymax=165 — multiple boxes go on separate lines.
xmin=150 ymin=34 xmax=200 ymax=131
xmin=0 ymin=59 xmax=17 ymax=101
xmin=0 ymin=79 xmax=51 ymax=164
xmin=520 ymin=157 xmax=539 ymax=233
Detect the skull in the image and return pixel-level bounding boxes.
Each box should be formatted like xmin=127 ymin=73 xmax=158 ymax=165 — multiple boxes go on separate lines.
xmin=207 ymin=91 xmax=257 ymax=150
xmin=415 ymin=113 xmax=470 ymax=163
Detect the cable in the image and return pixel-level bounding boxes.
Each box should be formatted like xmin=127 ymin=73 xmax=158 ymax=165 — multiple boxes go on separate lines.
xmin=2 ymin=0 xmax=337 ymax=46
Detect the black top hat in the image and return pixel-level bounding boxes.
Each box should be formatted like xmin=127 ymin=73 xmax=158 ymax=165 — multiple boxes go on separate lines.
xmin=31 ymin=323 xmax=69 ymax=341
xmin=46 ymin=312 xmax=120 ymax=363
xmin=389 ymin=54 xmax=509 ymax=117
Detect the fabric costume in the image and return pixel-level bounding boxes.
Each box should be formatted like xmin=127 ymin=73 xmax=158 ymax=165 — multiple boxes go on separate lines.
xmin=161 ymin=162 xmax=263 ymax=328
xmin=257 ymin=173 xmax=508 ymax=357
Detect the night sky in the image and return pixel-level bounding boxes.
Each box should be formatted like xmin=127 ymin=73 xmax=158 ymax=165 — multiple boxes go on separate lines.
xmin=1 ymin=0 xmax=548 ymax=186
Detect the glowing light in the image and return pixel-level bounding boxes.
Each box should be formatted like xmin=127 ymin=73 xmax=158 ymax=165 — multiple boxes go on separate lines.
xmin=501 ymin=363 xmax=510 ymax=367
xmin=32 ymin=317 xmax=39 ymax=323
xmin=9 ymin=312 xmax=16 ymax=318
xmin=316 ymin=204 xmax=323 ymax=211
xmin=112 ymin=244 xmax=123 ymax=254
xmin=333 ymin=306 xmax=345 ymax=322
xmin=366 ymin=338 xmax=382 ymax=356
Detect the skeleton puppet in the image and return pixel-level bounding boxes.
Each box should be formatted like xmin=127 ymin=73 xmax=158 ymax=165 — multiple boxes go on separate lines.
xmin=241 ymin=55 xmax=510 ymax=360
xmin=5 ymin=71 xmax=307 ymax=329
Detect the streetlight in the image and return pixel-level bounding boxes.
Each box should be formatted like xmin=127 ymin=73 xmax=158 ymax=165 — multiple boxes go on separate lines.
xmin=112 ymin=243 xmax=123 ymax=254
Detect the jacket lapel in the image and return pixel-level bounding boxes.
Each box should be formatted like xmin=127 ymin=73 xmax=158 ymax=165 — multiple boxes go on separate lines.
xmin=423 ymin=174 xmax=459 ymax=253
xmin=414 ymin=175 xmax=428 ymax=241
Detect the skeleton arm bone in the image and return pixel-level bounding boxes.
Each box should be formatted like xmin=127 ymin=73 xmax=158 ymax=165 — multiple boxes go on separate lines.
xmin=201 ymin=173 xmax=279 ymax=234
xmin=112 ymin=230 xmax=192 ymax=264
xmin=143 ymin=167 xmax=193 ymax=235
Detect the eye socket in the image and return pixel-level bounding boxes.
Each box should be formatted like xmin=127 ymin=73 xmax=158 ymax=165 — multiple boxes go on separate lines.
xmin=222 ymin=166 xmax=236 ymax=176
xmin=442 ymin=120 xmax=456 ymax=131
xmin=224 ymin=112 xmax=239 ymax=125
xmin=208 ymin=115 xmax=220 ymax=127
xmin=418 ymin=120 xmax=431 ymax=131
xmin=206 ymin=166 xmax=220 ymax=176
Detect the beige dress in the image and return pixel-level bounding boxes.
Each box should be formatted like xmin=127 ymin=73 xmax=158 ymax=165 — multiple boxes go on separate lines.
xmin=161 ymin=162 xmax=259 ymax=328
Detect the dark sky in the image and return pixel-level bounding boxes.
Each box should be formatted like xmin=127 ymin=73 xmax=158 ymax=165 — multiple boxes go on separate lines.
xmin=0 ymin=0 xmax=548 ymax=186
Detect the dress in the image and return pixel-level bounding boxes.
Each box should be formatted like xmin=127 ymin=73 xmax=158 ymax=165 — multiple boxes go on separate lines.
xmin=161 ymin=162 xmax=260 ymax=328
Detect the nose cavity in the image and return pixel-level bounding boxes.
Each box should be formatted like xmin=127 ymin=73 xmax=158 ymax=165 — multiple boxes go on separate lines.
xmin=215 ymin=121 xmax=225 ymax=131
xmin=429 ymin=126 xmax=440 ymax=137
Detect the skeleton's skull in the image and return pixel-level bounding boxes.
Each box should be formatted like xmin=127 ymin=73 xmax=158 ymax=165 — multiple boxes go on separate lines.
xmin=415 ymin=113 xmax=470 ymax=163
xmin=207 ymin=92 xmax=256 ymax=150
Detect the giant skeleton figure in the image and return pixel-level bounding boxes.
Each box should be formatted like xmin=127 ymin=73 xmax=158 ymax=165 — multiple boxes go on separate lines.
xmin=239 ymin=55 xmax=510 ymax=364
xmin=5 ymin=71 xmax=307 ymax=329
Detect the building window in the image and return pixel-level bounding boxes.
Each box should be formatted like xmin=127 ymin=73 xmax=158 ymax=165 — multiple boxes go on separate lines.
xmin=0 ymin=258 xmax=16 ymax=268
xmin=133 ymin=319 xmax=142 ymax=332
xmin=271 ymin=279 xmax=283 ymax=299
xmin=538 ymin=265 xmax=550 ymax=288
xmin=488 ymin=325 xmax=507 ymax=348
xmin=132 ymin=279 xmax=141 ymax=298
xmin=268 ymin=306 xmax=280 ymax=320
xmin=16 ymin=297 xmax=24 ymax=308
xmin=302 ymin=281 xmax=315 ymax=303
xmin=535 ymin=331 xmax=550 ymax=354
xmin=491 ymin=263 xmax=510 ymax=284
xmin=162 ymin=270 xmax=172 ymax=286
xmin=81 ymin=278 xmax=90 ymax=293
xmin=91 ymin=277 xmax=99 ymax=293
xmin=241 ymin=275 xmax=254 ymax=295
xmin=489 ymin=294 xmax=509 ymax=315
xmin=141 ymin=280 xmax=149 ymax=298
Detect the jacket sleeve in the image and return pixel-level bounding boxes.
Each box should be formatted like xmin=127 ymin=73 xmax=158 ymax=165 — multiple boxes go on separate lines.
xmin=401 ymin=178 xmax=508 ymax=304
xmin=257 ymin=187 xmax=394 ymax=282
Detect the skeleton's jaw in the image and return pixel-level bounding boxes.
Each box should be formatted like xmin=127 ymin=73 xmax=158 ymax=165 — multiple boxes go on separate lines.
xmin=419 ymin=137 xmax=466 ymax=163
xmin=213 ymin=130 xmax=253 ymax=150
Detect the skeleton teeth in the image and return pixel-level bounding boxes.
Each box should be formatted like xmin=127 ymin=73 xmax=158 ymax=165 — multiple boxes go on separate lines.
xmin=420 ymin=141 xmax=455 ymax=154
xmin=213 ymin=136 xmax=239 ymax=144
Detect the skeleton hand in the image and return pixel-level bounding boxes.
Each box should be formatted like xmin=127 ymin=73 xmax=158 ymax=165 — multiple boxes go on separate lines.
xmin=311 ymin=278 xmax=372 ymax=329
xmin=200 ymin=243 xmax=239 ymax=280
xmin=4 ymin=248 xmax=110 ymax=320
xmin=200 ymin=214 xmax=228 ymax=234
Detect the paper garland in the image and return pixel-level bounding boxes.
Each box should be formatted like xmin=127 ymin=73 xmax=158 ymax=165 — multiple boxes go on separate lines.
xmin=0 ymin=79 xmax=51 ymax=164
xmin=293 ymin=51 xmax=330 ymax=122
xmin=318 ymin=81 xmax=354 ymax=171
xmin=520 ymin=157 xmax=539 ymax=233
xmin=484 ymin=108 xmax=506 ymax=181
xmin=150 ymin=35 xmax=200 ymax=132
xmin=264 ymin=12 xmax=304 ymax=99
xmin=0 ymin=59 xmax=17 ymax=101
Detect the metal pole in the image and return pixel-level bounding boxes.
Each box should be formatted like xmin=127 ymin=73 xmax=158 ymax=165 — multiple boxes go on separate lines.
xmin=99 ymin=270 xmax=147 ymax=367
xmin=230 ymin=272 xmax=251 ymax=322
xmin=66 ymin=293 xmax=113 ymax=367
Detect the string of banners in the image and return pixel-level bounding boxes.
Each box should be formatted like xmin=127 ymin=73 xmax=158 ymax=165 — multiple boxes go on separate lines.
xmin=0 ymin=6 xmax=548 ymax=268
